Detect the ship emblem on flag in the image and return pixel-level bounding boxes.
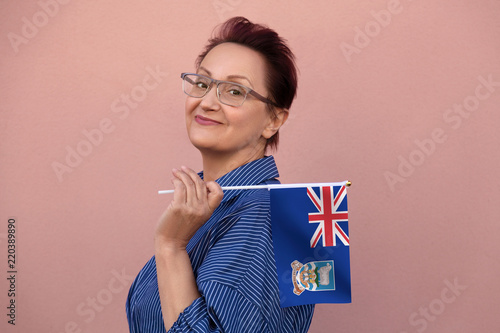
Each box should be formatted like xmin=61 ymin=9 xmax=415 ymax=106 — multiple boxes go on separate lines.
xmin=308 ymin=185 xmax=349 ymax=247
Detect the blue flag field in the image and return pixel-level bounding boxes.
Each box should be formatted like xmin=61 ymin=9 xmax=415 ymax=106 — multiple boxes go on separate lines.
xmin=270 ymin=183 xmax=351 ymax=307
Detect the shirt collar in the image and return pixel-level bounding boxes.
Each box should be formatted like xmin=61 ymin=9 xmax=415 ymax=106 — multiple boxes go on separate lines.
xmin=199 ymin=155 xmax=279 ymax=203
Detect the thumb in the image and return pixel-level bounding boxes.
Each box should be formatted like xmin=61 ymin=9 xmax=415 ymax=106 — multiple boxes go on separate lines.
xmin=205 ymin=181 xmax=224 ymax=210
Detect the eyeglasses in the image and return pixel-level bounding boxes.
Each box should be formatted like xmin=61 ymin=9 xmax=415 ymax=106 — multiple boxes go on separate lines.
xmin=181 ymin=73 xmax=278 ymax=107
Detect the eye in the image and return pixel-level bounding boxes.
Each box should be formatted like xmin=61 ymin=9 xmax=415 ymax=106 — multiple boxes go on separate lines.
xmin=195 ymin=81 xmax=209 ymax=89
xmin=229 ymin=88 xmax=242 ymax=96
xmin=226 ymin=85 xmax=246 ymax=96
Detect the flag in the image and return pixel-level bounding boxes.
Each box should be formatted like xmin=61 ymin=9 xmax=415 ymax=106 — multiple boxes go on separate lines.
xmin=271 ymin=184 xmax=351 ymax=307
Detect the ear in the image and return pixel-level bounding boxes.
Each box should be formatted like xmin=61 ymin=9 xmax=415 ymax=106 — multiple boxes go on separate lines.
xmin=262 ymin=108 xmax=289 ymax=139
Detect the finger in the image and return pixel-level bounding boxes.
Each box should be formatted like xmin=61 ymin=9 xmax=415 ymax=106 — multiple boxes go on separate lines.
xmin=181 ymin=166 xmax=207 ymax=202
xmin=171 ymin=172 xmax=186 ymax=204
xmin=205 ymin=181 xmax=224 ymax=211
xmin=172 ymin=168 xmax=197 ymax=202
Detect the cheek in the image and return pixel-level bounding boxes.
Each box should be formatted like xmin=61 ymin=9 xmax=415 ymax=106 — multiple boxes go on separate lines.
xmin=185 ymin=97 xmax=196 ymax=115
xmin=185 ymin=98 xmax=199 ymax=125
xmin=230 ymin=107 xmax=269 ymax=135
xmin=184 ymin=100 xmax=194 ymax=132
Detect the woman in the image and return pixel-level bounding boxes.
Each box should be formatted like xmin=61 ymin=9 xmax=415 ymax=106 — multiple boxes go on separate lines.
xmin=126 ymin=17 xmax=315 ymax=332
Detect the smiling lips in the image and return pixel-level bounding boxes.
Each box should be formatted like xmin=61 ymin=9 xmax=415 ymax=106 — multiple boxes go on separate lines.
xmin=195 ymin=115 xmax=222 ymax=126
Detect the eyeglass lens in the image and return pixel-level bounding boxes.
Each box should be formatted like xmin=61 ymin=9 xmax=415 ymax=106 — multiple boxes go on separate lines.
xmin=183 ymin=74 xmax=249 ymax=107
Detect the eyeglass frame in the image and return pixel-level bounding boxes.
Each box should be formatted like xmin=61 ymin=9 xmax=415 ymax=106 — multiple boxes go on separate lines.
xmin=181 ymin=72 xmax=279 ymax=108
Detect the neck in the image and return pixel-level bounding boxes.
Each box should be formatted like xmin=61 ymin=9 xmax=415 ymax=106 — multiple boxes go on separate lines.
xmin=200 ymin=148 xmax=266 ymax=182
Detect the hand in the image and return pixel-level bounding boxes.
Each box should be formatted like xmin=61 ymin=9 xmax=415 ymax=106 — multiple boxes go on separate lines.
xmin=155 ymin=166 xmax=223 ymax=251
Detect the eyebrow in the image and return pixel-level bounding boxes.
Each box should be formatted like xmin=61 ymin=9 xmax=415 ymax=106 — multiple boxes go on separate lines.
xmin=198 ymin=66 xmax=253 ymax=88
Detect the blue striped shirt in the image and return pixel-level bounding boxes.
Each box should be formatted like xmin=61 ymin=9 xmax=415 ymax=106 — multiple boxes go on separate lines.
xmin=126 ymin=156 xmax=315 ymax=332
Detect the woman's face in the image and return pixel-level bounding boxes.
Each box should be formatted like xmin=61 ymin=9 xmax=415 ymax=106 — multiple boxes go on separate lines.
xmin=185 ymin=42 xmax=277 ymax=160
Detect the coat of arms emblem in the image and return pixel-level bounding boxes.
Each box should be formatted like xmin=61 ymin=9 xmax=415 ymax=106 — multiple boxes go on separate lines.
xmin=291 ymin=260 xmax=335 ymax=295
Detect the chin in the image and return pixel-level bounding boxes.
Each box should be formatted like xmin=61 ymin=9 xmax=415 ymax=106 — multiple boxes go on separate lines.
xmin=188 ymin=134 xmax=219 ymax=152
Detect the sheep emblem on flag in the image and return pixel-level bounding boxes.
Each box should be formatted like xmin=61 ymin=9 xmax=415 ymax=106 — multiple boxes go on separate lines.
xmin=307 ymin=185 xmax=349 ymax=248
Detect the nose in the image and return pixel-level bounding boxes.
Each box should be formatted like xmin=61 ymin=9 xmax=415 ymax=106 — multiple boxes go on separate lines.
xmin=199 ymin=84 xmax=221 ymax=111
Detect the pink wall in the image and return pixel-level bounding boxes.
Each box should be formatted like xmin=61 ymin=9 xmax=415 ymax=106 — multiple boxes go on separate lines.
xmin=1 ymin=1 xmax=499 ymax=332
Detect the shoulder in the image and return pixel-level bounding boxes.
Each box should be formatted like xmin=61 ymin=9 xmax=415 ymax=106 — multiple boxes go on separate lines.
xmin=232 ymin=188 xmax=271 ymax=215
xmin=226 ymin=177 xmax=279 ymax=218
xmin=196 ymin=188 xmax=274 ymax=281
xmin=218 ymin=188 xmax=272 ymax=237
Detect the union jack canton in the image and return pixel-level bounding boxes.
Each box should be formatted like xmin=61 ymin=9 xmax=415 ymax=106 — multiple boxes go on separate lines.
xmin=308 ymin=185 xmax=349 ymax=248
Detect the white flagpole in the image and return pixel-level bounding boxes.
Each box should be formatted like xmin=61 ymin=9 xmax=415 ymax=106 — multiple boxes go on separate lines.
xmin=158 ymin=180 xmax=351 ymax=194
